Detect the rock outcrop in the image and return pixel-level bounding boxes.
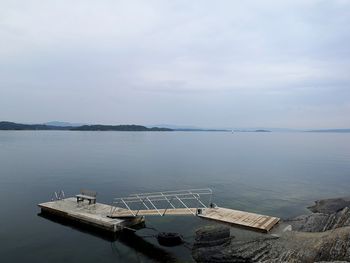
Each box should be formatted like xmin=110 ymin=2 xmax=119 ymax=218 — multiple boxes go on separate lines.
xmin=287 ymin=206 xmax=350 ymax=232
xmin=308 ymin=197 xmax=350 ymax=214
xmin=192 ymin=197 xmax=350 ymax=263
xmin=193 ymin=227 xmax=350 ymax=262
xmin=193 ymin=225 xmax=232 ymax=248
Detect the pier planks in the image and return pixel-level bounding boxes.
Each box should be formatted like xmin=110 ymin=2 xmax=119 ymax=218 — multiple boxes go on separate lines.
xmin=198 ymin=207 xmax=280 ymax=232
xmin=111 ymin=206 xmax=279 ymax=232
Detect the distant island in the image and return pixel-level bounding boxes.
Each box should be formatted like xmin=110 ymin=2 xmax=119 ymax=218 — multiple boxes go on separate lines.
xmin=306 ymin=129 xmax=350 ymax=133
xmin=254 ymin=129 xmax=271 ymax=132
xmin=2 ymin=121 xmax=348 ymax=133
xmin=0 ymin=121 xmax=231 ymax=132
xmin=71 ymin=124 xmax=172 ymax=131
xmin=0 ymin=121 xmax=172 ymax=131
xmin=173 ymin=128 xmax=229 ymax=132
xmin=232 ymin=129 xmax=271 ymax=132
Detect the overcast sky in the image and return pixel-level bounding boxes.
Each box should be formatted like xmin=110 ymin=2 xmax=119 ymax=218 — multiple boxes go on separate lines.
xmin=0 ymin=0 xmax=349 ymax=128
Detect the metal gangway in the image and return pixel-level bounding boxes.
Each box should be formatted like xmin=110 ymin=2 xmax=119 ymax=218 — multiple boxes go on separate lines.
xmin=109 ymin=188 xmax=213 ymax=218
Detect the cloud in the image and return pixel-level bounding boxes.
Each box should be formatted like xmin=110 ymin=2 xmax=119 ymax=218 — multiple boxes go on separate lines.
xmin=0 ymin=0 xmax=349 ymax=128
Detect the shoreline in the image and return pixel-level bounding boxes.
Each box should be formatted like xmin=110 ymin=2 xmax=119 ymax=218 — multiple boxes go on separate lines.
xmin=192 ymin=196 xmax=350 ymax=262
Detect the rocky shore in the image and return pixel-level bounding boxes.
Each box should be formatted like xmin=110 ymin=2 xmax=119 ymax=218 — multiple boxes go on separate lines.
xmin=192 ymin=197 xmax=350 ymax=262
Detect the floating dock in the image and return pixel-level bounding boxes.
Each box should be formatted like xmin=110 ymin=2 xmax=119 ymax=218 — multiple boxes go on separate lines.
xmin=38 ymin=197 xmax=144 ymax=232
xmin=39 ymin=188 xmax=280 ymax=233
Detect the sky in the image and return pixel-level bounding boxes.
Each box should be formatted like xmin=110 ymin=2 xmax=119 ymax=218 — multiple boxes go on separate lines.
xmin=0 ymin=0 xmax=349 ymax=129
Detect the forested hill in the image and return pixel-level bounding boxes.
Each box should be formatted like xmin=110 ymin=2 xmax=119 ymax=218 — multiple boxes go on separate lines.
xmin=0 ymin=121 xmax=70 ymax=130
xmin=0 ymin=122 xmax=172 ymax=131
xmin=70 ymin=124 xmax=172 ymax=131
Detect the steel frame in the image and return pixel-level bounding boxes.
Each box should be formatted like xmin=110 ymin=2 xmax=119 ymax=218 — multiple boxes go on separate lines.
xmin=51 ymin=190 xmax=65 ymax=201
xmin=109 ymin=188 xmax=213 ymax=217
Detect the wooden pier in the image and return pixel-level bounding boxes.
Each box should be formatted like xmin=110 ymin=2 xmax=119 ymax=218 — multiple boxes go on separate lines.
xmin=38 ymin=197 xmax=144 ymax=232
xmin=39 ymin=189 xmax=280 ymax=233
xmin=109 ymin=207 xmax=279 ymax=233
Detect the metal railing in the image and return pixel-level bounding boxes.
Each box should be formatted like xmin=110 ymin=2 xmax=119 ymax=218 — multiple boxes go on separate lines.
xmin=109 ymin=188 xmax=213 ymax=217
xmin=51 ymin=190 xmax=65 ymax=201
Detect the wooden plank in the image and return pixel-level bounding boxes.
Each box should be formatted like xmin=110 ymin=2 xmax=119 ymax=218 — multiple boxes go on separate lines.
xmin=198 ymin=207 xmax=279 ymax=232
xmin=263 ymin=217 xmax=280 ymax=231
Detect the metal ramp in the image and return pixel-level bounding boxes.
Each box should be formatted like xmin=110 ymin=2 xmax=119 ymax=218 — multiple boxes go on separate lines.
xmin=109 ymin=188 xmax=213 ymax=217
xmin=108 ymin=188 xmax=280 ymax=233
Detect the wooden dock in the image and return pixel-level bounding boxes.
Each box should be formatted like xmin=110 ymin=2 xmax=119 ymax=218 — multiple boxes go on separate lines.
xmin=199 ymin=207 xmax=280 ymax=232
xmin=38 ymin=197 xmax=144 ymax=232
xmin=39 ymin=189 xmax=280 ymax=233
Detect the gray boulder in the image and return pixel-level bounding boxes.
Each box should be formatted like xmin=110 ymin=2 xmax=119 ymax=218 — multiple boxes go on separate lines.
xmin=192 ymin=197 xmax=350 ymax=262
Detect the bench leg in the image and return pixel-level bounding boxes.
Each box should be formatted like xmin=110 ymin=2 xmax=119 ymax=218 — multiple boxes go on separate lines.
xmin=76 ymin=197 xmax=96 ymax=204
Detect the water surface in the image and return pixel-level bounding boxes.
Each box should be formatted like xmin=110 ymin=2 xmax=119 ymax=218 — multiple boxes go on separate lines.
xmin=0 ymin=131 xmax=349 ymax=262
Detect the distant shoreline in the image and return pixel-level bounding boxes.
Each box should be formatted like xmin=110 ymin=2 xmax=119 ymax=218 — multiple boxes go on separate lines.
xmin=0 ymin=121 xmax=230 ymax=132
xmin=1 ymin=121 xmax=349 ymax=133
xmin=0 ymin=122 xmax=172 ymax=132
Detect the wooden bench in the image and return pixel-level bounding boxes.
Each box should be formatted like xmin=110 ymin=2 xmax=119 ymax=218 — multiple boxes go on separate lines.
xmin=76 ymin=189 xmax=97 ymax=204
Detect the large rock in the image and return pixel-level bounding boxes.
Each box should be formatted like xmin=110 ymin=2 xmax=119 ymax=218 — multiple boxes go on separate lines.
xmin=192 ymin=197 xmax=350 ymax=262
xmin=193 ymin=225 xmax=231 ymax=248
xmin=193 ymin=226 xmax=350 ymax=262
xmin=287 ymin=207 xmax=350 ymax=232
xmin=308 ymin=197 xmax=350 ymax=214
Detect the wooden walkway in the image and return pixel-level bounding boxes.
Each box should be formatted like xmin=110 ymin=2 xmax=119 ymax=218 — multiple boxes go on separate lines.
xmin=110 ymin=206 xmax=280 ymax=232
xmin=199 ymin=207 xmax=280 ymax=232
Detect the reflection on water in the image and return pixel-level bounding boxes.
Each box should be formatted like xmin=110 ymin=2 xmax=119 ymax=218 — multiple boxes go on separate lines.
xmin=38 ymin=212 xmax=177 ymax=262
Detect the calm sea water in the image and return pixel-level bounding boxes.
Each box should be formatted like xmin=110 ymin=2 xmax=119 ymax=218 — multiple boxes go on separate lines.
xmin=0 ymin=131 xmax=349 ymax=262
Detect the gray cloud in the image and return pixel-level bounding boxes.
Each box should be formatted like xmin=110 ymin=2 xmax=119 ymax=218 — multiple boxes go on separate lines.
xmin=0 ymin=0 xmax=349 ymax=128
